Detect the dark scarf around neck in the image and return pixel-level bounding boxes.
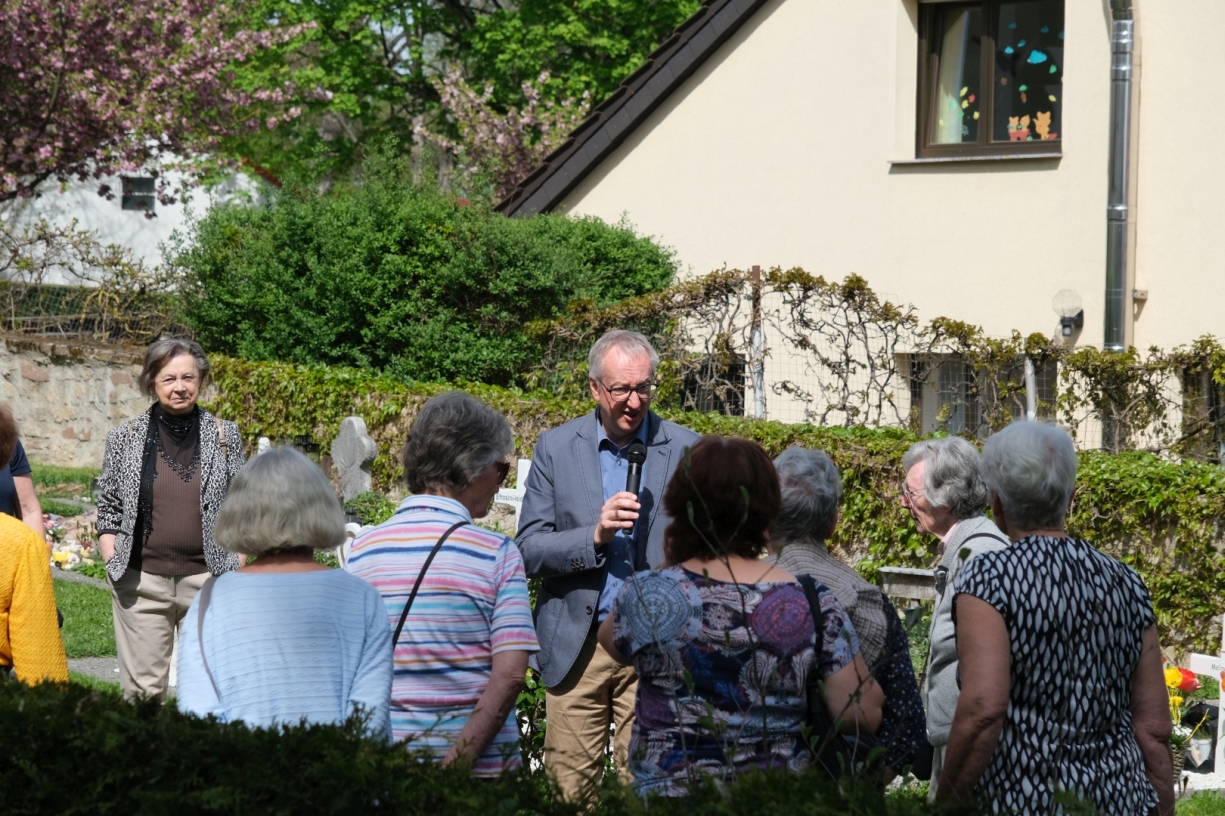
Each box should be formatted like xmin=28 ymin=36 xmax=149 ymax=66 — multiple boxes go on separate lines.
xmin=137 ymin=403 xmax=202 ymax=543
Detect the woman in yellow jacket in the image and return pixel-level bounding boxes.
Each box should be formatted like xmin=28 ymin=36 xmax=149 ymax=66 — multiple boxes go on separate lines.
xmin=0 ymin=405 xmax=67 ymax=684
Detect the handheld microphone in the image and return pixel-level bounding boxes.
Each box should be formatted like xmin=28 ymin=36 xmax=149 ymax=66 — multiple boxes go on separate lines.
xmin=625 ymin=442 xmax=648 ymax=496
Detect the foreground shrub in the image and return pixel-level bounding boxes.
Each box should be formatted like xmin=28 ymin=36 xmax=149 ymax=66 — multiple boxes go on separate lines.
xmin=0 ymin=680 xmax=569 ymax=816
xmin=0 ymin=681 xmax=947 ymax=815
xmin=173 ymin=152 xmax=676 ymax=386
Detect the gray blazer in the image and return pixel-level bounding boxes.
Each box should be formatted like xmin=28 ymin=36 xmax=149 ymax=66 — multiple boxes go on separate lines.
xmin=923 ymin=514 xmax=1008 ymax=746
xmin=516 ymin=410 xmax=700 ymax=687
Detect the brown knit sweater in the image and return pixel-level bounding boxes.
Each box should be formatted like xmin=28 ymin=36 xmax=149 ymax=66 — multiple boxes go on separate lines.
xmin=133 ymin=429 xmax=207 ymax=577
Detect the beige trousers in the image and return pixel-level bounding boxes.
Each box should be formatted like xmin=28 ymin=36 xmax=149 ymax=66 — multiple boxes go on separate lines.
xmin=110 ymin=569 xmax=209 ymax=700
xmin=544 ymin=630 xmax=637 ymax=804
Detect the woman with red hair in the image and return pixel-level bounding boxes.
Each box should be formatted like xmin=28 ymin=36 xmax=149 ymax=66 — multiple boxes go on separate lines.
xmin=598 ymin=436 xmax=881 ymax=796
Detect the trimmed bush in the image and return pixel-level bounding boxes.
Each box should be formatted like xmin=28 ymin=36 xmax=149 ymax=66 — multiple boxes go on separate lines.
xmin=207 ymin=356 xmax=1225 ymax=655
xmin=173 ymin=153 xmax=676 ymax=386
xmin=0 ymin=680 xmax=943 ymax=815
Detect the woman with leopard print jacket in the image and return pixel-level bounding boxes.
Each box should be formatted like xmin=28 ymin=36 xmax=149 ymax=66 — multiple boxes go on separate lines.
xmin=97 ymin=338 xmax=245 ymax=700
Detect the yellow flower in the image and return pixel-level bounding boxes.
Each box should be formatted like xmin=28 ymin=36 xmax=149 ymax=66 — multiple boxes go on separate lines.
xmin=1166 ymin=667 xmax=1183 ymax=689
xmin=1170 ymin=696 xmax=1186 ymax=720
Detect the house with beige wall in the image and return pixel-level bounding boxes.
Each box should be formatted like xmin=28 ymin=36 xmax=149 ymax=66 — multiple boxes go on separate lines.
xmin=499 ymin=0 xmax=1225 ymax=430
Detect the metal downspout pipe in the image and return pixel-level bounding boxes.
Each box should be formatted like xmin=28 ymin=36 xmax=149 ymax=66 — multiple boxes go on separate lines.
xmin=1105 ymin=0 xmax=1135 ymax=351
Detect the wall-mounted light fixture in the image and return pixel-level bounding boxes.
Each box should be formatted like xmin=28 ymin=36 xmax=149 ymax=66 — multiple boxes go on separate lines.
xmin=1053 ymin=290 xmax=1084 ymax=338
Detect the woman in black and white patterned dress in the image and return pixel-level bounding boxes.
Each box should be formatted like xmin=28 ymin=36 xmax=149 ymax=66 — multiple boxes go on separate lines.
xmin=936 ymin=421 xmax=1173 ymax=816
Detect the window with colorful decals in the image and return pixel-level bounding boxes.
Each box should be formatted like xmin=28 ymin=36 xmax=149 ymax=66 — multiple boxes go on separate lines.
xmin=919 ymin=0 xmax=1063 ymax=158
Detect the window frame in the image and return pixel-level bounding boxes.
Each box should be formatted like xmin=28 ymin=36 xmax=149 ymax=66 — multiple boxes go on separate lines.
xmin=916 ymin=0 xmax=1063 ymax=159
xmin=906 ymin=352 xmax=1057 ymax=436
xmin=120 ymin=176 xmax=156 ymax=213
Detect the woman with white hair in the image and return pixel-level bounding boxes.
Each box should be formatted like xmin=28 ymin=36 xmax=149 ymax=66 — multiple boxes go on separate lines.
xmin=346 ymin=392 xmax=538 ymax=776
xmin=176 ymin=448 xmax=392 ymax=737
xmin=771 ymin=447 xmax=926 ymax=782
xmin=97 ymin=337 xmax=246 ymax=700
xmin=900 ymin=436 xmax=1007 ymax=795
xmin=936 ymin=422 xmax=1172 ymax=815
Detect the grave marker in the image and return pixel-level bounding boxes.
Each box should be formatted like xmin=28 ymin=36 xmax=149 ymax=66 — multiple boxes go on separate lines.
xmin=330 ymin=416 xmax=377 ymax=503
xmin=492 ymin=459 xmax=532 ymax=530
xmin=1187 ymin=652 xmax=1225 ymax=769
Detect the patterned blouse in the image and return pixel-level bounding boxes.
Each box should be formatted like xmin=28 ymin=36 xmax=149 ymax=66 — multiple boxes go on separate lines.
xmin=611 ymin=565 xmax=859 ymax=797
xmin=955 ymin=536 xmax=1159 ymax=815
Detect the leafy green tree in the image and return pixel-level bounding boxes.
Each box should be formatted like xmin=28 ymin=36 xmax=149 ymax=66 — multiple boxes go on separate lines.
xmin=217 ymin=0 xmax=700 ymax=183
xmin=217 ymin=0 xmax=459 ymax=183
xmin=460 ymin=0 xmax=701 ymax=110
xmin=173 ymin=153 xmax=676 ymax=385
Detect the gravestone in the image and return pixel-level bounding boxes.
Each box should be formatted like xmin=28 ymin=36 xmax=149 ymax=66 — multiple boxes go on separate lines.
xmin=330 ymin=416 xmax=377 ymax=503
xmin=257 ymin=437 xmax=271 ymax=456
xmin=492 ymin=459 xmax=533 ymax=531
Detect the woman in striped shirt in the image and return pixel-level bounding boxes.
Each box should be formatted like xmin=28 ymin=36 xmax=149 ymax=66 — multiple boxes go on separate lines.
xmin=346 ymin=392 xmax=538 ymax=776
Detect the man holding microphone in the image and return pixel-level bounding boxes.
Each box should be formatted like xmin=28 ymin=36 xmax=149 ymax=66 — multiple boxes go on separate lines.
xmin=516 ymin=330 xmax=699 ymax=802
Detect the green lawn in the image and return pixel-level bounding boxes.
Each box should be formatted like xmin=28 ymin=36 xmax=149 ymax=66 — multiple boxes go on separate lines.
xmin=1180 ymin=792 xmax=1225 ymax=815
xmin=30 ymin=463 xmax=100 ymax=491
xmin=68 ymin=671 xmax=120 ymax=694
xmin=30 ymin=463 xmax=100 ymax=513
xmin=41 ymin=498 xmax=86 ymax=517
xmin=53 ymin=579 xmax=115 ymax=658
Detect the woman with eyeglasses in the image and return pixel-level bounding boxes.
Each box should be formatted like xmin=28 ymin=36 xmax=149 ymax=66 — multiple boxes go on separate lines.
xmin=345 ymin=391 xmax=538 ymax=776
xmin=96 ymin=338 xmax=246 ymax=700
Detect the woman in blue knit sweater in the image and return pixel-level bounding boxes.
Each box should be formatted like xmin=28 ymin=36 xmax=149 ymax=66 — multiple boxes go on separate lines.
xmin=176 ymin=448 xmax=391 ymax=737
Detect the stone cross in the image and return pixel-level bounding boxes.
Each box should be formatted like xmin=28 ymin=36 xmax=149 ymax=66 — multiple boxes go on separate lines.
xmin=330 ymin=416 xmax=377 ymax=503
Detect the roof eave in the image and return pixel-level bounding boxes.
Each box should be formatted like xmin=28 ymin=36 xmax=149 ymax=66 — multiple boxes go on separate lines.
xmin=496 ymin=0 xmax=771 ymax=218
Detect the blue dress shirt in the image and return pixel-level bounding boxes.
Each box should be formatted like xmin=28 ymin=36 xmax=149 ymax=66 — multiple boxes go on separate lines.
xmin=595 ymin=411 xmax=648 ymax=622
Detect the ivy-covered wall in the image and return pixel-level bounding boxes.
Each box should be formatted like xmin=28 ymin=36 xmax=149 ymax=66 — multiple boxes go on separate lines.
xmin=208 ymin=356 xmax=1225 ymax=656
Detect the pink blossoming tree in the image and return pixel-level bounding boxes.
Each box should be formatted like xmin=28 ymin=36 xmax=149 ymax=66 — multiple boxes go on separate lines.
xmin=0 ymin=0 xmax=319 ymax=206
xmin=416 ymin=71 xmax=590 ymax=201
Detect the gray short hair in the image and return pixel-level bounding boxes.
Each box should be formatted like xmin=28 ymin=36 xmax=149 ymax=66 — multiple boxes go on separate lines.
xmin=772 ymin=447 xmax=843 ymax=542
xmin=139 ymin=337 xmax=211 ymax=398
xmin=587 ymin=330 xmax=660 ymax=381
xmin=979 ymin=421 xmax=1078 ymax=531
xmin=215 ymin=448 xmax=345 ymax=556
xmin=402 ymin=392 xmax=513 ymax=494
xmin=902 ymin=437 xmax=989 ymax=520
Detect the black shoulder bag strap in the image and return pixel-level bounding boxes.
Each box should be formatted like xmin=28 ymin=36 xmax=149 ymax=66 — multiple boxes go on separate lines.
xmin=797 ymin=574 xmax=855 ymax=779
xmin=196 ymin=575 xmax=222 ymax=702
xmin=391 ymin=520 xmax=469 ymax=649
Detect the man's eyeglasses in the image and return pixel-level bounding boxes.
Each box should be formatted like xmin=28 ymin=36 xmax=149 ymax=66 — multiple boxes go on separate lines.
xmin=494 ymin=460 xmax=510 ymax=485
xmin=596 ymin=378 xmax=656 ymax=403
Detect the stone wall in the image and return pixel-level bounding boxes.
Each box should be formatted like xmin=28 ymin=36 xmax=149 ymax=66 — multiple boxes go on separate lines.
xmin=0 ymin=334 xmax=145 ymax=468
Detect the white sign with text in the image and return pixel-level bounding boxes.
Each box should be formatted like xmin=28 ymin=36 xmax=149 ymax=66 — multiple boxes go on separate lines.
xmin=1188 ymin=653 xmax=1225 ymax=769
xmin=493 ymin=459 xmax=533 ymax=528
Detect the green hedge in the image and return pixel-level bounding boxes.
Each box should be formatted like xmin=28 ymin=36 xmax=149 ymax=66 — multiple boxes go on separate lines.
xmin=0 ymin=681 xmax=941 ymax=815
xmin=207 ymin=356 xmax=1225 ymax=655
xmin=173 ymin=152 xmax=676 ymax=386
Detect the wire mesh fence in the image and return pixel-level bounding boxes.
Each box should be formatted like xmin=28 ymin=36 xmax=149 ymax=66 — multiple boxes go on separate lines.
xmin=0 ymin=218 xmax=184 ymax=344
xmin=528 ymin=267 xmax=1221 ymax=459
